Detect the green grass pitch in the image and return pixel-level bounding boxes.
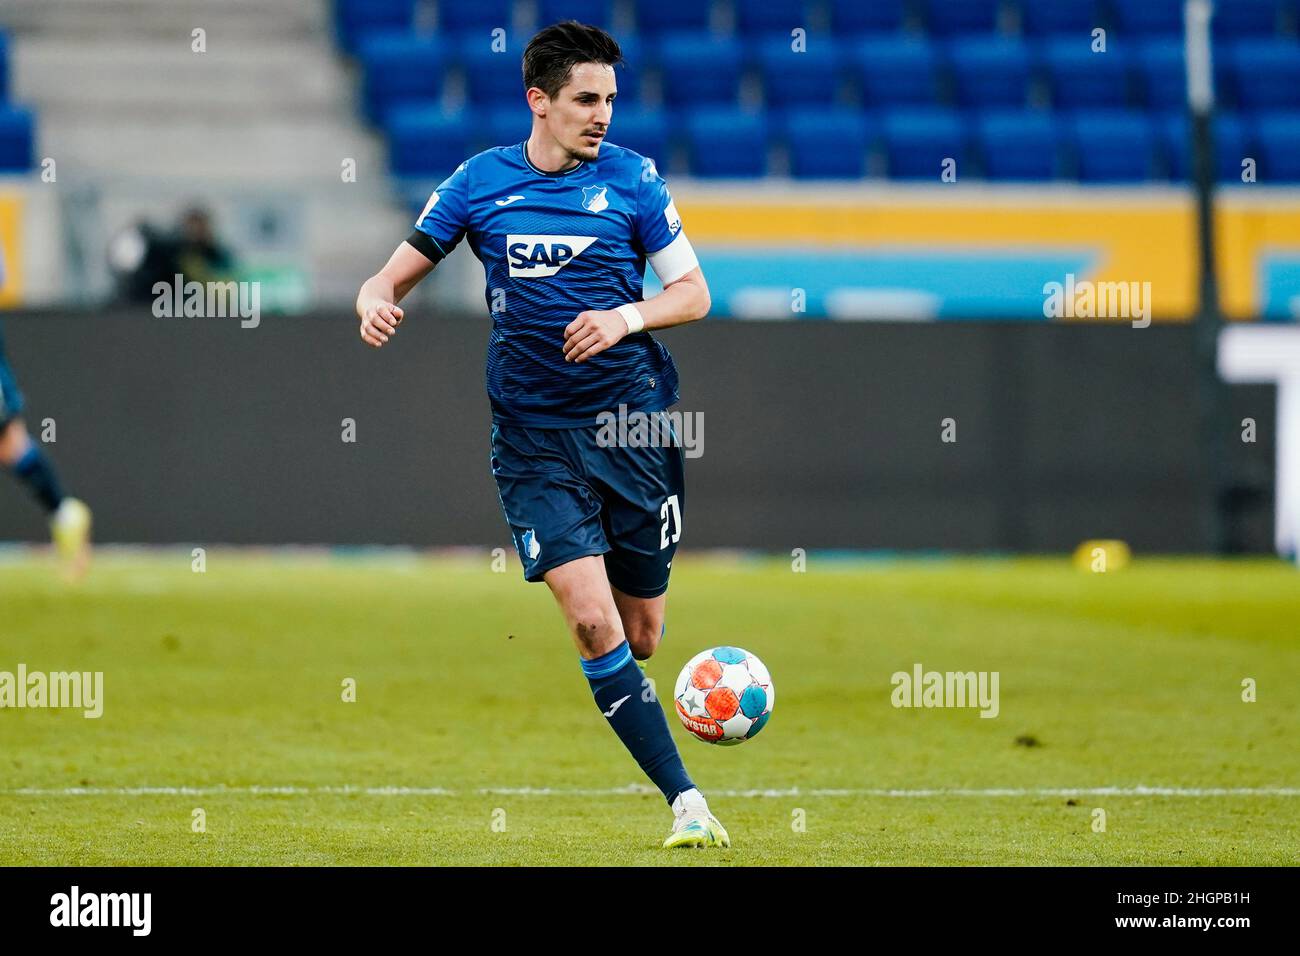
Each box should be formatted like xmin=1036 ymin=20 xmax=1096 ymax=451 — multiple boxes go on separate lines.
xmin=1 ymin=550 xmax=1297 ymax=866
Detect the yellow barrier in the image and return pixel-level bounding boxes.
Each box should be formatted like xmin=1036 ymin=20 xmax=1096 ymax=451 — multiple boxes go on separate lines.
xmin=675 ymin=186 xmax=1300 ymax=320
xmin=0 ymin=192 xmax=23 ymax=308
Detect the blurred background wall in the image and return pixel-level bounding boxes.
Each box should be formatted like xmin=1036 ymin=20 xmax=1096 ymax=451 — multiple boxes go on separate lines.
xmin=0 ymin=0 xmax=1296 ymax=551
xmin=0 ymin=311 xmax=1277 ymax=551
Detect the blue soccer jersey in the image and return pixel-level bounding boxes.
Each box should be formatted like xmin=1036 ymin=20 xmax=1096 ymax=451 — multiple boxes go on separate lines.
xmin=408 ymin=140 xmax=699 ymax=428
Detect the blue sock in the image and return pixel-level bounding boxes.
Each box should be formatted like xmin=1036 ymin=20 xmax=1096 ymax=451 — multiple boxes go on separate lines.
xmin=11 ymin=444 xmax=64 ymax=513
xmin=582 ymin=640 xmax=694 ymax=806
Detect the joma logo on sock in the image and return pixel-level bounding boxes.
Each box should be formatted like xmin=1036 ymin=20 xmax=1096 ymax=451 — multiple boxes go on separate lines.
xmin=890 ymin=663 xmax=999 ymax=719
xmin=602 ymin=694 xmax=631 ymax=717
xmin=0 ymin=664 xmax=103 ymax=718
xmin=50 ymin=886 xmax=151 ymax=936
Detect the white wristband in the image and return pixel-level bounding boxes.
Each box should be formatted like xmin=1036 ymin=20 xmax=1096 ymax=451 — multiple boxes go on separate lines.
xmin=616 ymin=303 xmax=645 ymax=334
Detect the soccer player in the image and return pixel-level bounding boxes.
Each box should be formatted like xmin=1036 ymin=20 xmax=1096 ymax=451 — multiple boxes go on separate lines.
xmin=356 ymin=21 xmax=725 ymax=848
xmin=0 ymin=321 xmax=92 ymax=575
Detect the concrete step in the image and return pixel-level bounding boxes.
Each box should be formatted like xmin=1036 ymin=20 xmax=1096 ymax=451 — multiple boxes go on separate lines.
xmin=39 ymin=118 xmax=390 ymax=182
xmin=0 ymin=0 xmax=329 ymax=41
xmin=13 ymin=39 xmax=360 ymax=115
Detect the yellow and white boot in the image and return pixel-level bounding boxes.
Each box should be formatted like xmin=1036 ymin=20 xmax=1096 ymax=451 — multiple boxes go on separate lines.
xmin=51 ymin=497 xmax=92 ymax=579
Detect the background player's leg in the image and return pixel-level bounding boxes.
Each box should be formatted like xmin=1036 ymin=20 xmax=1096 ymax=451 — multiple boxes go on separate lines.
xmin=0 ymin=416 xmax=29 ymax=464
xmin=544 ymin=555 xmax=695 ymax=807
xmin=1 ymin=340 xmax=67 ymax=514
xmin=1 ymin=415 xmax=92 ymax=576
xmin=611 ymin=587 xmax=665 ymax=661
xmin=0 ymin=417 xmax=65 ymax=513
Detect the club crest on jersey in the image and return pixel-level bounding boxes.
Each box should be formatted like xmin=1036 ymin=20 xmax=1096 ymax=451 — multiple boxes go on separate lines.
xmin=507 ymin=234 xmax=597 ymax=278
xmin=520 ymin=529 xmax=541 ymax=560
xmin=581 ymin=185 xmax=609 ymax=213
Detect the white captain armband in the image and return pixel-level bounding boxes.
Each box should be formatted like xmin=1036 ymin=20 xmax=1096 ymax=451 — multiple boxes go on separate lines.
xmin=646 ymin=232 xmax=699 ymax=286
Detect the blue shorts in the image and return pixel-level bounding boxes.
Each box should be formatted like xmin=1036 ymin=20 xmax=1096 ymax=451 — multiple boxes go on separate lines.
xmin=0 ymin=324 xmax=24 ymax=426
xmin=490 ymin=415 xmax=685 ymax=598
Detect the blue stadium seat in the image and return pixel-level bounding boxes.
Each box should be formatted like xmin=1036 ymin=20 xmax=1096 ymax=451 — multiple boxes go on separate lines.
xmin=358 ymin=33 xmax=447 ymax=123
xmin=757 ymin=36 xmax=844 ymax=113
xmin=0 ymin=107 xmax=34 ymax=172
xmin=659 ymin=34 xmax=743 ymax=107
xmin=784 ymin=110 xmax=872 ymax=178
xmin=881 ymin=108 xmax=969 ymax=180
xmin=947 ymin=36 xmax=1032 ymax=109
xmin=609 ymin=68 xmax=643 ymax=106
xmin=386 ymin=108 xmax=476 ymax=177
xmin=439 ymin=0 xmax=516 ymax=39
xmin=1213 ymin=0 xmax=1285 ymax=38
xmin=334 ymin=0 xmax=416 ymax=53
xmin=1136 ymin=37 xmax=1236 ymax=110
xmin=736 ymin=0 xmax=813 ymax=37
xmin=536 ymin=0 xmax=616 ymax=31
xmin=1230 ymin=39 xmax=1300 ymax=110
xmin=852 ymin=37 xmax=941 ymax=106
xmin=1136 ymin=38 xmax=1186 ymax=110
xmin=463 ymin=39 xmax=528 ymax=106
xmin=1163 ymin=112 xmax=1250 ymax=182
xmin=920 ymin=0 xmax=1000 ymax=36
xmin=685 ymin=110 xmax=768 ymax=177
xmin=1110 ymin=0 xmax=1183 ymax=36
xmin=827 ymin=0 xmax=905 ymax=35
xmin=1044 ymin=37 xmax=1133 ymax=108
xmin=1016 ymin=0 xmax=1100 ymax=37
xmin=615 ymin=31 xmax=643 ymax=62
xmin=974 ymin=110 xmax=1060 ymax=180
xmin=607 ymin=109 xmax=669 ymax=166
xmin=633 ymin=0 xmax=713 ymax=37
xmin=483 ymin=108 xmax=530 ymax=149
xmin=1069 ymin=111 xmax=1157 ymax=181
xmin=1254 ymin=113 xmax=1300 ymax=182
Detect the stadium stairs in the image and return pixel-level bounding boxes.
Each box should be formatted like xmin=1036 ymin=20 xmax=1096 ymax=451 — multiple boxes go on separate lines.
xmin=2 ymin=0 xmax=410 ymax=301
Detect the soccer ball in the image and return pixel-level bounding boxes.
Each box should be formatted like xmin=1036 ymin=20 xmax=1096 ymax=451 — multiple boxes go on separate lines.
xmin=673 ymin=646 xmax=774 ymax=745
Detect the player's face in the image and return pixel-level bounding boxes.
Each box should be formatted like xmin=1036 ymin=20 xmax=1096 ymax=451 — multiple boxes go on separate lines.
xmin=546 ymin=62 xmax=617 ymax=163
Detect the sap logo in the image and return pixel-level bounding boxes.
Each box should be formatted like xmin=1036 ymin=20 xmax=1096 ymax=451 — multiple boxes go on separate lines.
xmin=663 ymin=199 xmax=681 ymax=235
xmin=507 ymin=234 xmax=597 ymax=278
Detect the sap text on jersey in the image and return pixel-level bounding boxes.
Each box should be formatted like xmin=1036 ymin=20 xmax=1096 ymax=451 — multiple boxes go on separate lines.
xmin=507 ymin=235 xmax=597 ymax=278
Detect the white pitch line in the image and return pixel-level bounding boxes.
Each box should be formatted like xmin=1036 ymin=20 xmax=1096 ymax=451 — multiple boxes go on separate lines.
xmin=2 ymin=785 xmax=1298 ymax=798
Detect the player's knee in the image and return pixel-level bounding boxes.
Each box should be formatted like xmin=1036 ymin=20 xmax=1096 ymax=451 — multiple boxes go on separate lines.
xmin=569 ymin=603 xmax=622 ymax=651
xmin=626 ymin=620 xmax=662 ymax=661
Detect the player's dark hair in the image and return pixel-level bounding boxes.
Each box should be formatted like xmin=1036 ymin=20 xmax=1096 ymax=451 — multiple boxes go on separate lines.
xmin=522 ymin=21 xmax=622 ymax=99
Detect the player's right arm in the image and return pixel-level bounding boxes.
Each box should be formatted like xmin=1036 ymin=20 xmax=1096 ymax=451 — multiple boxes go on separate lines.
xmin=356 ymin=159 xmax=471 ymax=349
xmin=356 ymin=242 xmax=436 ymax=348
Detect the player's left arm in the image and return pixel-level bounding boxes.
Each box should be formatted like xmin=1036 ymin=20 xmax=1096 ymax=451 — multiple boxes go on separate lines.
xmin=562 ymin=266 xmax=710 ymax=364
xmin=564 ymin=165 xmax=709 ymax=364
